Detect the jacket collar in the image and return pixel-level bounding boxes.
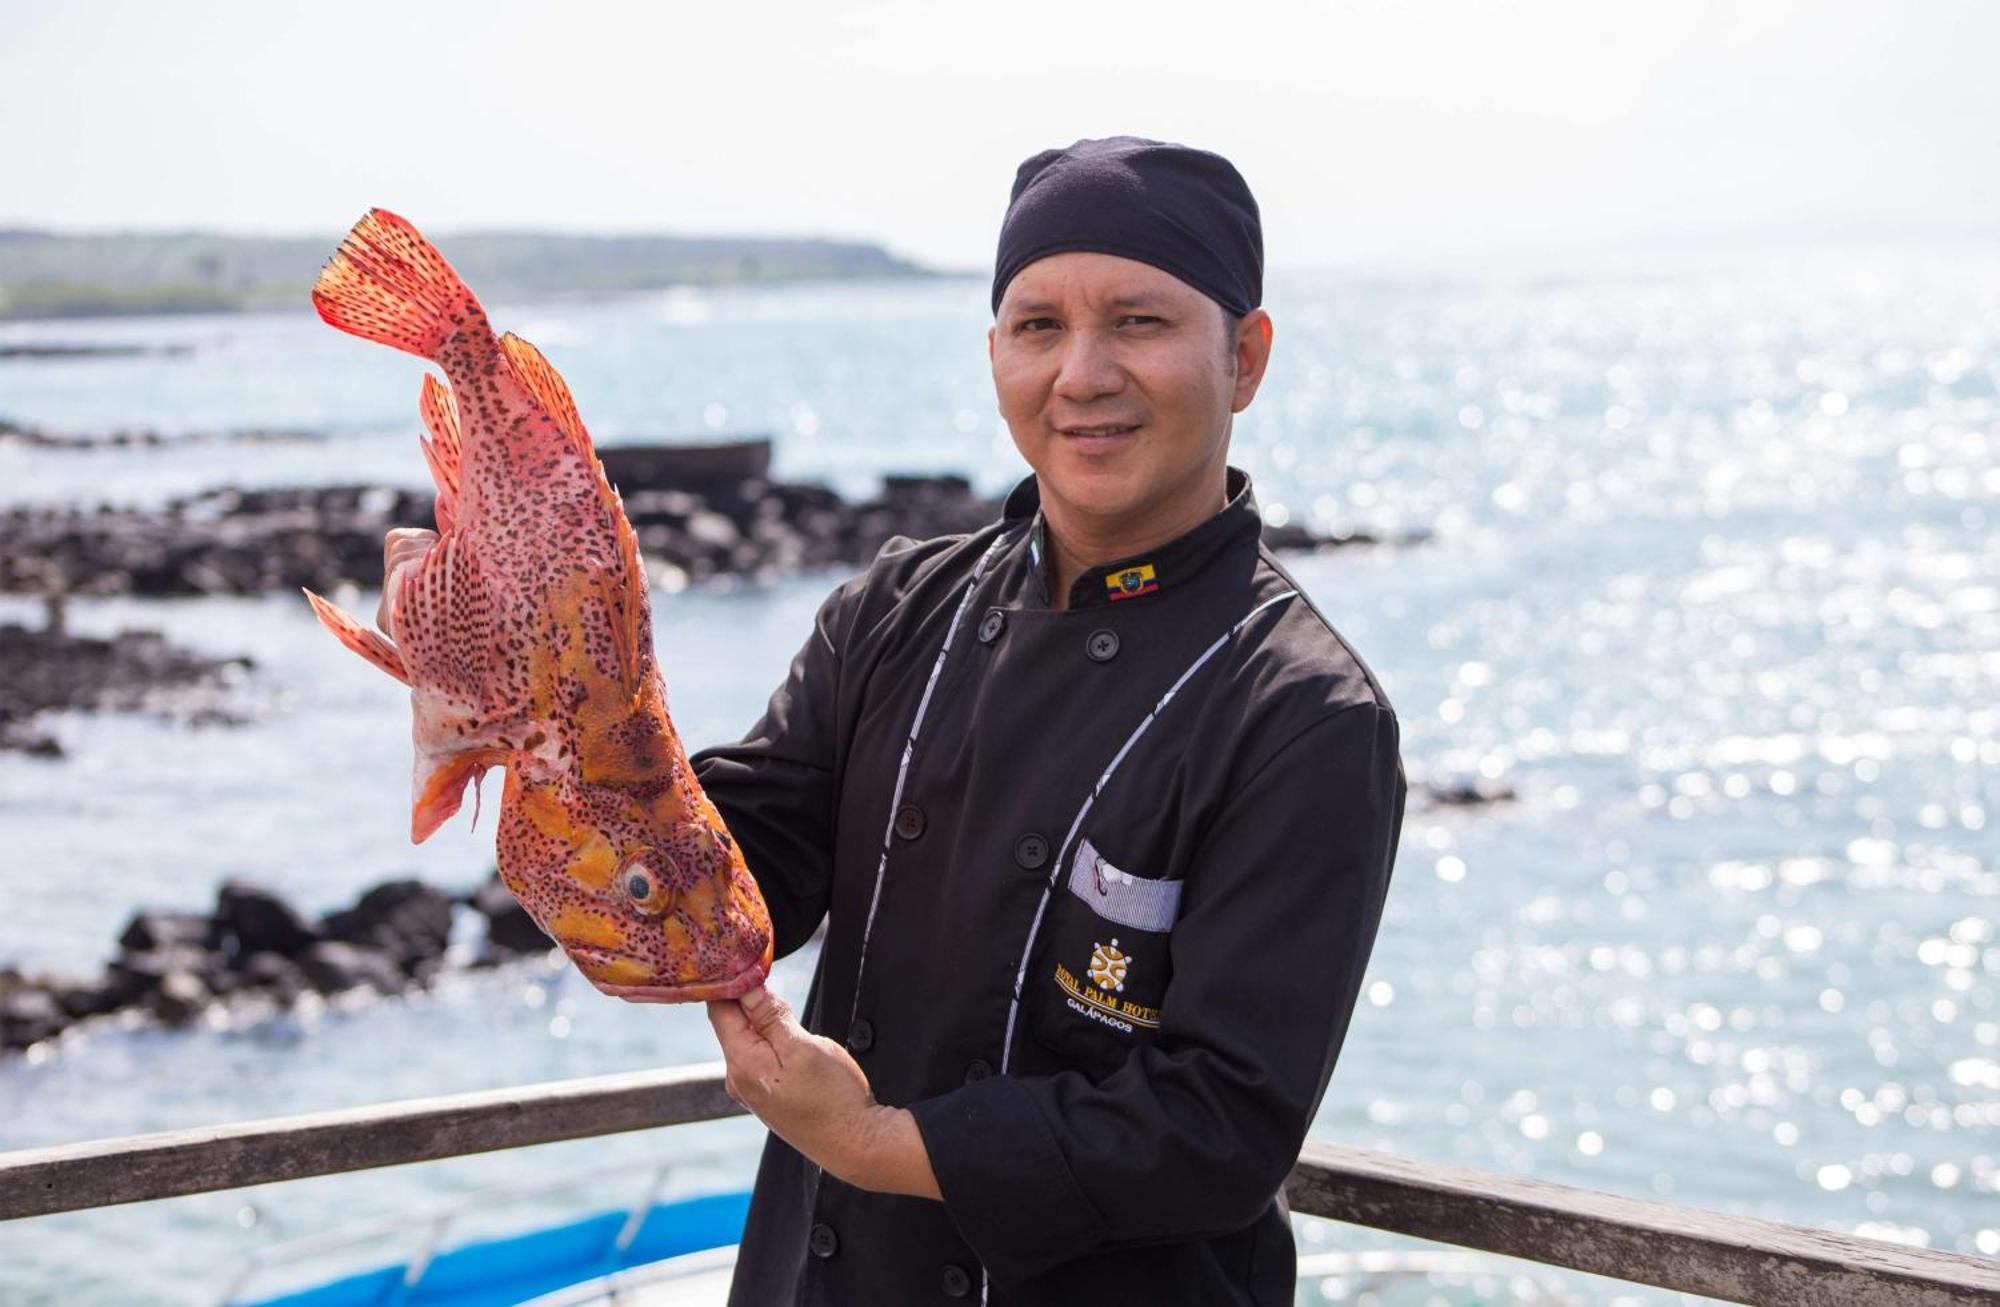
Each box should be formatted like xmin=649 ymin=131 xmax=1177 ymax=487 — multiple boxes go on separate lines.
xmin=1001 ymin=467 xmax=1262 ymax=610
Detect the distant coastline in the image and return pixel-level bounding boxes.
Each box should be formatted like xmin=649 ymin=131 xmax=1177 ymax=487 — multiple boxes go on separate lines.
xmin=0 ymin=227 xmax=936 ymax=321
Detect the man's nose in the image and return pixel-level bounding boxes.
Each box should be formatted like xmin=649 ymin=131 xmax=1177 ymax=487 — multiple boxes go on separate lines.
xmin=1051 ymin=329 xmax=1125 ymax=404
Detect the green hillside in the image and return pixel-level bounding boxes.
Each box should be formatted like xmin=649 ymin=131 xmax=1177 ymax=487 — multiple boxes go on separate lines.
xmin=0 ymin=227 xmax=932 ymax=320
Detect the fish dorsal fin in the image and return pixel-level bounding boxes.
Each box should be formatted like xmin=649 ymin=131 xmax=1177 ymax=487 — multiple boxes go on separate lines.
xmin=608 ymin=492 xmax=650 ymax=688
xmin=500 ymin=332 xmax=593 ymax=460
xmin=496 ymin=331 xmax=647 ymax=686
xmin=417 ymin=374 xmax=462 ymax=533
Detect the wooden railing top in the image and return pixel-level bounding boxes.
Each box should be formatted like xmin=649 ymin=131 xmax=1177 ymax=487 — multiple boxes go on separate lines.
xmin=2 ymin=1064 xmax=1994 ymax=1306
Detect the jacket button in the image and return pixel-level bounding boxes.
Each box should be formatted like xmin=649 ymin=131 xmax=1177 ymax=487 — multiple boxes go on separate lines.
xmin=809 ymin=1222 xmax=839 ymax=1259
xmin=847 ymin=1018 xmax=875 ymax=1054
xmin=894 ymin=804 xmax=925 ymax=840
xmin=978 ymin=608 xmax=1006 ymax=644
xmin=941 ymin=1262 xmax=973 ymax=1297
xmin=963 ymin=1058 xmax=992 ymax=1083
xmin=1085 ymin=628 xmax=1120 ymax=662
xmin=1013 ymin=833 xmax=1049 ymax=870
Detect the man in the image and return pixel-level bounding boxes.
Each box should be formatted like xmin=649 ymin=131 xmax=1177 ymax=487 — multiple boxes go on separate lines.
xmin=697 ymin=136 xmax=1408 ymax=1305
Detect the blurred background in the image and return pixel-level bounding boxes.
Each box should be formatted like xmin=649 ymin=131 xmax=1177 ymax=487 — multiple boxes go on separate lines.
xmin=1 ymin=2 xmax=1995 ymax=1303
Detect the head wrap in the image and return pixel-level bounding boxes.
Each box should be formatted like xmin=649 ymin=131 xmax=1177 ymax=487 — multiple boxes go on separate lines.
xmin=991 ymin=135 xmax=1263 ymax=318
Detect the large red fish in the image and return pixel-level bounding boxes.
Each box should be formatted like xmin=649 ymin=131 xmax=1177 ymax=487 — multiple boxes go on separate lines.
xmin=302 ymin=209 xmax=772 ymax=1002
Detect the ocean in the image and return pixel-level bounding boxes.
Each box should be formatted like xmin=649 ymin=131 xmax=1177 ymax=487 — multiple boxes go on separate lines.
xmin=1 ymin=251 xmax=1994 ymax=1305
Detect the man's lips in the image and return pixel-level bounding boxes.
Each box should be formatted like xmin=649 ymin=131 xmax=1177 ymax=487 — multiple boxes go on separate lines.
xmin=1056 ymin=422 xmax=1143 ymax=450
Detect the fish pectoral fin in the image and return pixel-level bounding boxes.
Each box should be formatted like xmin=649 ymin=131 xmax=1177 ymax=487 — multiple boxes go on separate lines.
xmin=412 ymin=745 xmax=510 ymax=843
xmin=417 ymin=374 xmax=462 ymax=534
xmin=499 ymin=333 xmax=594 ymax=459
xmin=303 ymin=588 xmax=409 ymax=684
xmin=390 ymin=531 xmax=508 ymax=709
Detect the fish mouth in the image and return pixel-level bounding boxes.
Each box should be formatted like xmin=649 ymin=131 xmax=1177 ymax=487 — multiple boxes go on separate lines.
xmin=568 ymin=947 xmax=770 ymax=1005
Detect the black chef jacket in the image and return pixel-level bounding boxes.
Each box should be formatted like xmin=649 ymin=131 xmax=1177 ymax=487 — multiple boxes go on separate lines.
xmin=692 ymin=467 xmax=1407 ymax=1306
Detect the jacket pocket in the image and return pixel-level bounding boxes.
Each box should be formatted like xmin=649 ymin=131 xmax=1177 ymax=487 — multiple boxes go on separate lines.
xmin=1026 ymin=837 xmax=1181 ymax=1068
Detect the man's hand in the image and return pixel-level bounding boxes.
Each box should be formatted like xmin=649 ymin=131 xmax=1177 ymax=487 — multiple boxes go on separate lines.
xmin=377 ymin=527 xmax=438 ymax=638
xmin=708 ymin=987 xmax=942 ymax=1201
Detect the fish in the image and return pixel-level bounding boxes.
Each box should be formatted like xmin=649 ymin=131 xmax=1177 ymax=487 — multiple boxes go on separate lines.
xmin=301 ymin=208 xmax=773 ymax=1003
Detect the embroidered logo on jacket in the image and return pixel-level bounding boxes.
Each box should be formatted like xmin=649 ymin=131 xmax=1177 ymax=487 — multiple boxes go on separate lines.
xmin=1088 ymin=939 xmax=1129 ymax=992
xmin=1053 ymin=944 xmax=1160 ymax=1033
xmin=1106 ymin=564 xmax=1159 ymax=601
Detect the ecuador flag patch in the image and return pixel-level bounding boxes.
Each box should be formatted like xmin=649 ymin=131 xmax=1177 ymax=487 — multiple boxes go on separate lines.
xmin=1105 ymin=564 xmax=1159 ymax=601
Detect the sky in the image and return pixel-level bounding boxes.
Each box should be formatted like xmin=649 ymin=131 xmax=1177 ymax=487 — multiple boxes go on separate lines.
xmin=3 ymin=0 xmax=1996 ymax=271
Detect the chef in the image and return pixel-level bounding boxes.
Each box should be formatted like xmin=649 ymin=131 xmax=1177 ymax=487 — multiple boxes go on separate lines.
xmin=697 ymin=135 xmax=1408 ymax=1306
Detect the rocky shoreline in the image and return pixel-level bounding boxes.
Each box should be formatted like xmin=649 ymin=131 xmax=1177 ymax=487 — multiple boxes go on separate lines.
xmin=0 ymin=461 xmax=1425 ymax=601
xmin=0 ymin=873 xmax=556 ymax=1056
xmin=0 ymin=416 xmax=313 ymax=449
xmin=0 ymin=443 xmax=1431 ymax=751
xmin=0 ymin=618 xmax=252 ymax=756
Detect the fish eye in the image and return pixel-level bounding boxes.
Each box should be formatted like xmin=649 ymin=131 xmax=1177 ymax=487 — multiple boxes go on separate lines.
xmin=620 ymin=856 xmax=676 ymax=917
xmin=712 ymin=825 xmax=734 ymax=853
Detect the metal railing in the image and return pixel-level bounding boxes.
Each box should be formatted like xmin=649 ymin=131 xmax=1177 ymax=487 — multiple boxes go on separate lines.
xmin=3 ymin=1063 xmax=1995 ymax=1306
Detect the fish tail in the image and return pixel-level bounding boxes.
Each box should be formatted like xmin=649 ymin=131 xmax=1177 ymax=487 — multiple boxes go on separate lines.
xmin=303 ymin=587 xmax=410 ymax=684
xmin=311 ymin=208 xmax=480 ymax=361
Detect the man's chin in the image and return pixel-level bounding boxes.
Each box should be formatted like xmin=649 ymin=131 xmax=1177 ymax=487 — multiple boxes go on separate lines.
xmin=1038 ymin=460 xmax=1146 ymax=519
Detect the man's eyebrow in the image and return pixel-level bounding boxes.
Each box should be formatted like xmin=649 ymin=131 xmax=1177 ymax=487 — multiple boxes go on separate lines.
xmin=1005 ymin=293 xmax=1170 ymax=315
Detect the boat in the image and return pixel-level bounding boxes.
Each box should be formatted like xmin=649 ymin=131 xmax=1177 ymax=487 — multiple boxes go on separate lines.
xmin=220 ymin=1151 xmax=1593 ymax=1307
xmin=224 ymin=1152 xmax=754 ymax=1307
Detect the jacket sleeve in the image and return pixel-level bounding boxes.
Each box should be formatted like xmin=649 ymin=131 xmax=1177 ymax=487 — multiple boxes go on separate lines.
xmin=689 ymin=575 xmax=861 ymax=960
xmin=908 ymin=701 xmax=1407 ymax=1282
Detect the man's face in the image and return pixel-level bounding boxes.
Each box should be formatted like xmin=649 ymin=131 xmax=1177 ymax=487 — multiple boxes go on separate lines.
xmin=990 ymin=252 xmax=1269 ymax=539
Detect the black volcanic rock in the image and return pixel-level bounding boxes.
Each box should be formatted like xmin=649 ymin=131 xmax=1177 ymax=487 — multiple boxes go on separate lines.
xmin=52 ymin=974 xmax=124 ymax=1021
xmin=1422 ymin=777 xmax=1518 ymax=807
xmin=144 ymin=971 xmax=211 ymax=1026
xmin=296 ymin=941 xmax=405 ymax=995
xmin=320 ymin=880 xmax=454 ymax=974
xmin=214 ymin=881 xmax=318 ymax=957
xmin=0 ymin=456 xmax=1420 ymax=602
xmin=0 ymin=621 xmax=251 ymax=755
xmin=237 ymin=951 xmax=309 ymax=1004
xmin=469 ymin=874 xmax=552 ymax=956
xmin=118 ymin=910 xmax=217 ymax=954
xmin=0 ymin=986 xmax=68 ymax=1048
xmin=107 ymin=945 xmax=220 ymax=1004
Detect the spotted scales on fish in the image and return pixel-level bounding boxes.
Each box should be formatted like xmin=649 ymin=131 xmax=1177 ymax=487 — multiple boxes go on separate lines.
xmin=301 ymin=208 xmax=773 ymax=1003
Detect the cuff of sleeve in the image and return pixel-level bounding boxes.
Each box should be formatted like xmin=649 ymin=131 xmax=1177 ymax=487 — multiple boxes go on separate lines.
xmin=909 ymin=1075 xmax=1105 ymax=1283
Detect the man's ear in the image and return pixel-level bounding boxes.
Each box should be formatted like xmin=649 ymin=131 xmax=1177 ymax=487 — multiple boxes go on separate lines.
xmin=1230 ymin=309 xmax=1274 ymax=414
xmin=987 ymin=323 xmax=997 ymax=363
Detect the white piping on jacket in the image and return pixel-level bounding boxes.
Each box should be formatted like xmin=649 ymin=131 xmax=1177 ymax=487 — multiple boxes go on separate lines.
xmin=997 ymin=588 xmax=1300 ymax=1074
xmin=847 ymin=530 xmax=1014 ymax=1028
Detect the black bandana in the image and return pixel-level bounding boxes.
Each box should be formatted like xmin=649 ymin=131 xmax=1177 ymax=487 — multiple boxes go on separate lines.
xmin=991 ymin=135 xmax=1263 ymax=318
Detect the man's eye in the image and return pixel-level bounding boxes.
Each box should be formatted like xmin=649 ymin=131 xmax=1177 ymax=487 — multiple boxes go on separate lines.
xmin=1017 ymin=317 xmax=1058 ymax=333
xmin=1119 ymin=315 xmax=1163 ymax=328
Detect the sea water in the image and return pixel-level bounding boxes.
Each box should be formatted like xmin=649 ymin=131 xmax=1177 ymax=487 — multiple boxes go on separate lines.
xmin=0 ymin=252 xmax=1994 ymax=1304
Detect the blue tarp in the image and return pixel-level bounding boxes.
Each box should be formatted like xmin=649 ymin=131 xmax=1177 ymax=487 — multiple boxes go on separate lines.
xmin=246 ymin=1189 xmax=751 ymax=1307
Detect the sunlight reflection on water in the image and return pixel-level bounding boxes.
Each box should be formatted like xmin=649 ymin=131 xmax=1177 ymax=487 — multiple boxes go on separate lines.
xmin=1 ymin=250 xmax=1994 ymax=1303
